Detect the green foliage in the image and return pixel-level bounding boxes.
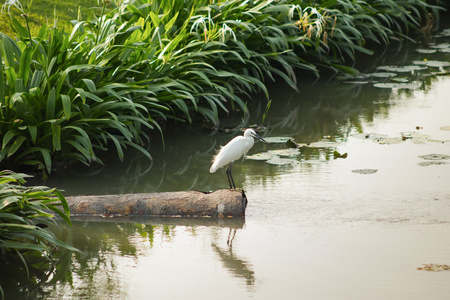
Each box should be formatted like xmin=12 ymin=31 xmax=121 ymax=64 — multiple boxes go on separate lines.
xmin=0 ymin=170 xmax=78 ymax=294
xmin=0 ymin=0 xmax=443 ymax=172
xmin=0 ymin=0 xmax=100 ymax=37
xmin=0 ymin=16 xmax=156 ymax=172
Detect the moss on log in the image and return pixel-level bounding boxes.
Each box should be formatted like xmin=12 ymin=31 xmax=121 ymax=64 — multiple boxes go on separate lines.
xmin=66 ymin=189 xmax=247 ymax=218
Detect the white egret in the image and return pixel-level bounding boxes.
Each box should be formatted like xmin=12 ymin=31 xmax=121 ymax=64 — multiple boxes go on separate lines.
xmin=210 ymin=129 xmax=267 ymax=189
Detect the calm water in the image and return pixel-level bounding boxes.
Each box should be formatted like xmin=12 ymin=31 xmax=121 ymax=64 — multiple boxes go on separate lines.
xmin=4 ymin=30 xmax=450 ymax=299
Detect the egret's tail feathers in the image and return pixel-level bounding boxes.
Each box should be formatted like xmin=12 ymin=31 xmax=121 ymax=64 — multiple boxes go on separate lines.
xmin=210 ymin=163 xmax=218 ymax=173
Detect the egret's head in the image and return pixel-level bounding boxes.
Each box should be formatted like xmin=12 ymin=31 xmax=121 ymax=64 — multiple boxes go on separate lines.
xmin=245 ymin=129 xmax=267 ymax=143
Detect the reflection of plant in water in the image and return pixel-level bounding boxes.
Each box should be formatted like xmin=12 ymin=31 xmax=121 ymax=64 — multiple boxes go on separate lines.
xmin=0 ymin=248 xmax=71 ymax=299
xmin=3 ymin=219 xmax=250 ymax=298
xmin=260 ymin=81 xmax=392 ymax=143
xmin=2 ymin=221 xmax=178 ymax=299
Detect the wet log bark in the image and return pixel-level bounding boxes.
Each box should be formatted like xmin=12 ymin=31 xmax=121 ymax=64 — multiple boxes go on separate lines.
xmin=66 ymin=189 xmax=247 ymax=218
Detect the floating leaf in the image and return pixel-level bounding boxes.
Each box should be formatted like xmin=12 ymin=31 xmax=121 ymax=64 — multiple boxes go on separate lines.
xmin=430 ymin=43 xmax=450 ymax=50
xmin=417 ymin=264 xmax=450 ymax=272
xmin=286 ymin=139 xmax=298 ymax=148
xmin=418 ymin=154 xmax=450 ymax=160
xmin=412 ymin=60 xmax=450 ymax=68
xmin=246 ymin=153 xmax=272 ymax=161
xmin=264 ymin=137 xmax=293 ymax=144
xmin=409 ymin=132 xmax=430 ymax=142
xmin=367 ymin=72 xmax=397 ymax=78
xmin=376 ymin=65 xmax=427 ymax=73
xmin=415 ymin=49 xmax=437 ymax=54
xmin=336 ymin=74 xmax=368 ymax=81
xmin=440 ymin=126 xmax=450 ymax=131
xmin=418 ymin=161 xmax=448 ymax=166
xmin=267 ymin=149 xmax=299 ymax=158
xmin=352 ymin=169 xmax=378 ymax=174
xmin=373 ymin=137 xmax=403 ymax=145
xmin=390 ymin=77 xmax=409 ymax=83
xmin=333 ymin=150 xmax=348 ymax=159
xmin=373 ymin=82 xmax=422 ymax=89
xmin=352 ymin=133 xmax=388 ymax=140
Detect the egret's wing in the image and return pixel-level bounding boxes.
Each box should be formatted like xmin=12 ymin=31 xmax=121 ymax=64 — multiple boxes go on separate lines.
xmin=210 ymin=136 xmax=246 ymax=173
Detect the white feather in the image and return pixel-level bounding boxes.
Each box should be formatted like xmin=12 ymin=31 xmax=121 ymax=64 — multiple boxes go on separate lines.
xmin=210 ymin=129 xmax=257 ymax=173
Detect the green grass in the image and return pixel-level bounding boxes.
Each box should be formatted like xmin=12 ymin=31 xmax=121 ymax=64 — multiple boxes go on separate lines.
xmin=0 ymin=0 xmax=102 ymax=37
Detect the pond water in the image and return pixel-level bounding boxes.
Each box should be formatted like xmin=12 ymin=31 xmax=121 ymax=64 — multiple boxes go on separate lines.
xmin=4 ymin=29 xmax=450 ymax=299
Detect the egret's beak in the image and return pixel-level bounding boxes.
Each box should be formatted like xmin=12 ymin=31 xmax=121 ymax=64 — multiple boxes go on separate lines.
xmin=252 ymin=132 xmax=267 ymax=143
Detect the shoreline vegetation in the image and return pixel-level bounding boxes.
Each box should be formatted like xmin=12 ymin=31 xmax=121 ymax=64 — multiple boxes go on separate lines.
xmin=0 ymin=0 xmax=446 ymax=174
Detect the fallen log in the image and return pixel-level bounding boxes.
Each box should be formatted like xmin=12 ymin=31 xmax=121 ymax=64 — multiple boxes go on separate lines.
xmin=66 ymin=189 xmax=247 ymax=218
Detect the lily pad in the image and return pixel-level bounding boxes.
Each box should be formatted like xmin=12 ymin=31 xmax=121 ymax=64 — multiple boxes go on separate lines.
xmin=390 ymin=77 xmax=410 ymax=83
xmin=415 ymin=48 xmax=437 ymax=54
xmin=336 ymin=74 xmax=369 ymax=81
xmin=440 ymin=126 xmax=450 ymax=131
xmin=351 ymin=169 xmax=378 ymax=174
xmin=418 ymin=161 xmax=448 ymax=167
xmin=409 ymin=132 xmax=430 ymax=142
xmin=412 ymin=60 xmax=450 ymax=68
xmin=430 ymin=43 xmax=450 ymax=50
xmin=267 ymin=149 xmax=299 ymax=158
xmin=418 ymin=154 xmax=450 ymax=160
xmin=351 ymin=133 xmax=386 ymax=140
xmin=366 ymin=72 xmax=397 ymax=78
xmin=246 ymin=153 xmax=272 ymax=161
xmin=286 ymin=139 xmax=298 ymax=148
xmin=264 ymin=137 xmax=294 ymax=144
xmin=417 ymin=264 xmax=450 ymax=272
xmin=373 ymin=82 xmax=422 ymax=89
xmin=373 ymin=137 xmax=404 ymax=145
xmin=246 ymin=149 xmax=300 ymax=162
xmin=376 ymin=65 xmax=427 ymax=73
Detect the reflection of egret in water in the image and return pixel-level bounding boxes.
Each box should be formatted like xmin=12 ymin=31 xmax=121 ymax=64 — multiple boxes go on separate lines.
xmin=227 ymin=228 xmax=237 ymax=248
xmin=211 ymin=229 xmax=255 ymax=287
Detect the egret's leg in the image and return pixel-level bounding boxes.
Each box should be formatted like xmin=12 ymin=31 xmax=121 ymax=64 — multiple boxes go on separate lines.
xmin=226 ymin=163 xmax=232 ymax=189
xmin=226 ymin=162 xmax=236 ymax=189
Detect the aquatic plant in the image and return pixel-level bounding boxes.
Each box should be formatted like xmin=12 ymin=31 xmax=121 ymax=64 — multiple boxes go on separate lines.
xmin=0 ymin=170 xmax=78 ymax=298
